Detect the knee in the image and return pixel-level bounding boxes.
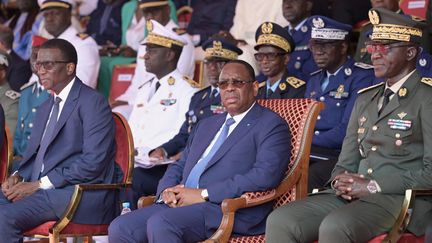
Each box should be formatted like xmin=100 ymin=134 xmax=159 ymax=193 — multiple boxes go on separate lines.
xmin=108 ymin=215 xmax=130 ymax=240
xmin=146 ymin=213 xmax=171 ymax=235
xmin=319 ymin=213 xmax=350 ymax=237
xmin=266 ymin=207 xmax=298 ymax=242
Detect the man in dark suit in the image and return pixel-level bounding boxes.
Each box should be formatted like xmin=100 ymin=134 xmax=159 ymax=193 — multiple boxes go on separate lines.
xmin=266 ymin=8 xmax=432 ymax=243
xmin=109 ymin=60 xmax=292 ymax=242
xmin=0 ymin=25 xmax=32 ymax=92
xmin=0 ymin=39 xmax=117 ymax=242
xmin=129 ymin=38 xmax=243 ymax=207
xmin=255 ymin=22 xmax=306 ymax=100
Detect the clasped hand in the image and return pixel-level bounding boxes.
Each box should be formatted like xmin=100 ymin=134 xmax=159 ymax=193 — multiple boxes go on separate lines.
xmin=333 ymin=171 xmax=370 ymax=201
xmin=1 ymin=174 xmax=39 ymax=202
xmin=161 ymin=184 xmax=205 ymax=208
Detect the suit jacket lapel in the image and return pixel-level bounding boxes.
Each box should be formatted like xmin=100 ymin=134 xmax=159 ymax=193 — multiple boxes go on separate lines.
xmin=204 ymin=103 xmax=261 ymax=171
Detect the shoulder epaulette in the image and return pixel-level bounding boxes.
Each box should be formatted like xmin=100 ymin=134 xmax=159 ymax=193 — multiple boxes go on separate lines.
xmin=183 ymin=76 xmax=199 ymax=88
xmin=173 ymin=28 xmax=187 ymax=35
xmin=358 ymin=82 xmax=384 ymax=94
xmin=76 ymin=32 xmax=89 ymax=40
xmin=5 ymin=90 xmax=21 ymax=100
xmin=310 ymin=69 xmax=322 ymax=76
xmin=286 ymin=77 xmax=306 ymax=88
xmin=354 ymin=62 xmax=374 ymax=69
xmin=421 ymin=77 xmax=432 ymax=87
xmin=20 ymin=81 xmax=36 ymax=91
xmin=258 ymin=82 xmax=266 ymax=88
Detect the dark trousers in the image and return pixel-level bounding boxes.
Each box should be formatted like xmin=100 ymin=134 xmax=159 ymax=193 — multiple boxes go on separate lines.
xmin=308 ymin=145 xmax=340 ymax=192
xmin=129 ymin=165 xmax=168 ymax=209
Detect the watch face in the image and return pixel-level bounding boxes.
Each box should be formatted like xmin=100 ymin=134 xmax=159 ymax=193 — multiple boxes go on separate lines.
xmin=367 ymin=181 xmax=377 ymax=193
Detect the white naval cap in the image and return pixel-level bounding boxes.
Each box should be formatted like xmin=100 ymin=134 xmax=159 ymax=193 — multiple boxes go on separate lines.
xmin=144 ymin=19 xmax=187 ymax=48
xmin=39 ymin=0 xmax=75 ymax=11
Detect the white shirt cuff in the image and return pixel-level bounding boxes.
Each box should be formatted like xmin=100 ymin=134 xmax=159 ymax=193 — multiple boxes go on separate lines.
xmin=40 ymin=176 xmax=54 ymax=190
xmin=192 ymin=34 xmax=201 ymax=46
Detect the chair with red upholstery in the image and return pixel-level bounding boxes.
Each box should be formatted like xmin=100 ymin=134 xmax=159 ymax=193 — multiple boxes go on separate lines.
xmin=23 ymin=112 xmax=134 ymax=243
xmin=0 ymin=126 xmax=12 ymax=183
xmin=138 ymin=99 xmax=324 ymax=242
xmin=109 ymin=64 xmax=136 ymax=103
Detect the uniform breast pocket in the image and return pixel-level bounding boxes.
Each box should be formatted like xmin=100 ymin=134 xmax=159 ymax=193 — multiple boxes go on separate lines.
xmin=384 ymin=129 xmax=412 ymax=156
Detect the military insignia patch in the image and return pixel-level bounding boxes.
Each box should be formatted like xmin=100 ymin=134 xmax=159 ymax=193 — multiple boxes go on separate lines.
xmin=359 ymin=116 xmax=367 ymax=126
xmin=397 ymin=112 xmax=407 ymax=119
xmin=5 ymin=90 xmax=20 ymax=100
xmin=312 ymin=17 xmax=325 ymax=28
xmin=419 ymin=58 xmax=427 ymax=67
xmin=344 ymin=67 xmax=352 ymax=76
xmin=421 ymin=77 xmax=432 ymax=86
xmin=168 ymin=77 xmax=175 ymax=85
xmin=146 ymin=20 xmax=153 ymax=32
xmin=261 ymin=22 xmax=273 ymax=34
xmin=286 ymin=77 xmax=305 ymax=88
xmin=398 ymin=87 xmax=407 ymax=98
xmin=279 ymin=83 xmax=286 ymax=91
xmin=369 ymin=10 xmax=380 ymax=25
xmin=183 ymin=76 xmax=199 ymax=88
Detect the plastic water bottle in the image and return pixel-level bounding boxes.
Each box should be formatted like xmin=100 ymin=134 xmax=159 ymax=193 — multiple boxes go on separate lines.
xmin=121 ymin=202 xmax=132 ymax=215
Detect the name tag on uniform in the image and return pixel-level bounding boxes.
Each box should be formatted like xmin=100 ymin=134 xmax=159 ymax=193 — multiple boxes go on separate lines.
xmin=211 ymin=105 xmax=225 ymax=114
xmin=357 ymin=128 xmax=365 ymax=134
xmin=160 ymin=99 xmax=177 ymax=106
xmin=387 ymin=119 xmax=412 ymax=130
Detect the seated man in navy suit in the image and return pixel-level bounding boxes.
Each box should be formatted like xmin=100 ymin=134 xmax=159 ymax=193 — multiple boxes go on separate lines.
xmin=109 ymin=60 xmax=292 ymax=242
xmin=0 ymin=39 xmax=117 ymax=242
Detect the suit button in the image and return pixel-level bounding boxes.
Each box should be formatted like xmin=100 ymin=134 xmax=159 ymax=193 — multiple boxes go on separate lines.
xmin=314 ymin=131 xmax=320 ymax=135
xmin=372 ymin=125 xmax=378 ymax=131
xmin=200 ymin=110 xmax=204 ymax=115
xmin=32 ymin=108 xmax=37 ymax=113
xmin=367 ymin=168 xmax=373 ymax=174
xmin=29 ymin=123 xmax=33 ymax=128
xmin=371 ymin=146 xmax=377 ymax=151
xmin=319 ymin=96 xmax=325 ymax=102
xmin=27 ymin=136 xmax=30 ymax=140
xmin=336 ymin=102 xmax=340 ymax=107
xmin=317 ymin=115 xmax=321 ymax=120
xmin=395 ymin=133 xmax=401 ymax=138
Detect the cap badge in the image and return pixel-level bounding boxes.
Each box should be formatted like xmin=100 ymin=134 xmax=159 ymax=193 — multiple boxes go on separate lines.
xmin=146 ymin=20 xmax=153 ymax=32
xmin=213 ymin=40 xmax=223 ymax=52
xmin=344 ymin=67 xmax=352 ymax=76
xmin=369 ymin=10 xmax=380 ymax=25
xmin=398 ymin=87 xmax=407 ymax=98
xmin=279 ymin=82 xmax=287 ymax=91
xmin=312 ymin=17 xmax=325 ymax=28
xmin=398 ymin=112 xmax=407 ymax=119
xmin=261 ymin=22 xmax=273 ymax=34
xmin=168 ymin=77 xmax=175 ymax=85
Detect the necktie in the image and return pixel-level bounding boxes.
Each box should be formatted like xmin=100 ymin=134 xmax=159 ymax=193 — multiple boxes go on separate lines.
xmin=155 ymin=81 xmax=161 ymax=92
xmin=148 ymin=80 xmax=160 ymax=101
xmin=321 ymin=75 xmax=332 ymax=92
xmin=379 ymin=88 xmax=394 ymax=115
xmin=267 ymin=89 xmax=273 ymax=98
xmin=31 ymin=97 xmax=62 ymax=181
xmin=210 ymin=89 xmax=218 ymax=99
xmin=185 ymin=118 xmax=236 ymax=188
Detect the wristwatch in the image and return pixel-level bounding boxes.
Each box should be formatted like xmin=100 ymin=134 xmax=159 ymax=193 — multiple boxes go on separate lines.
xmin=201 ymin=189 xmax=209 ymax=201
xmin=367 ymin=180 xmax=378 ymax=194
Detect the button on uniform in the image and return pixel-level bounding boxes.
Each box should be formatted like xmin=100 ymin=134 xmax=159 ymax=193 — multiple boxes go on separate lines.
xmin=372 ymin=125 xmax=378 ymax=131
xmin=317 ymin=115 xmax=321 ymax=120
xmin=367 ymin=168 xmax=373 ymax=174
xmin=314 ymin=131 xmax=320 ymax=135
xmin=371 ymin=146 xmax=377 ymax=151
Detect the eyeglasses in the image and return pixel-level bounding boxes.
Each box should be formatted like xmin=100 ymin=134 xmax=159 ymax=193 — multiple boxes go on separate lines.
xmin=365 ymin=42 xmax=413 ymax=55
xmin=217 ymin=80 xmax=253 ymax=89
xmin=308 ymin=41 xmax=342 ymax=52
xmin=254 ymin=52 xmax=285 ymax=61
xmin=203 ymin=60 xmax=227 ymax=68
xmin=34 ymin=61 xmax=70 ymax=71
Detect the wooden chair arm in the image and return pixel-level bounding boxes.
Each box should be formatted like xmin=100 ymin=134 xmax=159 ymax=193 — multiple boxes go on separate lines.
xmin=49 ymin=183 xmax=130 ymax=235
xmin=383 ymin=189 xmax=432 ymax=243
xmin=138 ymin=195 xmax=156 ymax=209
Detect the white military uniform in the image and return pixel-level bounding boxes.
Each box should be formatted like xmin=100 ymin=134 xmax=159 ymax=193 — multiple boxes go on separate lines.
xmin=113 ymin=19 xmax=195 ymax=118
xmin=128 ymin=69 xmax=198 ymax=150
xmin=55 ymin=26 xmax=100 ymax=89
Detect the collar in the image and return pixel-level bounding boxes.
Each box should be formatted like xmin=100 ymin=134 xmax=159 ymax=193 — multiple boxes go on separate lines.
xmin=226 ymin=101 xmax=256 ymax=124
xmin=288 ymin=18 xmax=308 ymax=31
xmin=57 ymin=25 xmax=76 ymax=39
xmin=326 ymin=65 xmax=344 ymax=78
xmin=266 ymin=79 xmax=282 ymax=92
xmin=158 ymin=69 xmax=179 ymax=86
xmin=385 ymin=69 xmax=416 ymax=94
xmin=55 ymin=77 xmax=75 ymax=101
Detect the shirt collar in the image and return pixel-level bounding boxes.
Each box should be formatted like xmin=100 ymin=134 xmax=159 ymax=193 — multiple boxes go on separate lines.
xmin=55 ymin=77 xmax=75 ymax=102
xmin=288 ymin=18 xmax=308 ymax=31
xmin=385 ymin=69 xmax=416 ymax=94
xmin=226 ymin=101 xmax=256 ymax=124
xmin=266 ymin=79 xmax=282 ymax=92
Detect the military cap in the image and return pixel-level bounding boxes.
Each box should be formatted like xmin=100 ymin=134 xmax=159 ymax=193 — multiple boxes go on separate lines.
xmin=308 ymin=16 xmax=352 ymax=40
xmin=139 ymin=0 xmax=169 ymax=9
xmin=144 ymin=19 xmax=187 ymax=48
xmin=254 ymin=22 xmax=295 ymax=53
xmin=368 ymin=8 xmax=426 ymax=43
xmin=0 ymin=50 xmax=9 ymax=68
xmin=32 ymin=35 xmax=48 ymax=47
xmin=201 ymin=38 xmax=243 ymax=61
xmin=40 ymin=0 xmax=73 ymax=11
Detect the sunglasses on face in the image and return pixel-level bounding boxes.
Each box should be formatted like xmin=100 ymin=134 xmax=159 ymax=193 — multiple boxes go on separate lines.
xmin=34 ymin=61 xmax=70 ymax=71
xmin=254 ymin=52 xmax=285 ymax=61
xmin=217 ymin=79 xmax=253 ymax=89
xmin=365 ymin=42 xmax=413 ymax=55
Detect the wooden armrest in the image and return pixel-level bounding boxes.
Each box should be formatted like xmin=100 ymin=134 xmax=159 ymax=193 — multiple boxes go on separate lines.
xmin=383 ymin=189 xmax=432 ymax=243
xmin=138 ymin=195 xmax=156 ymax=209
xmin=49 ymin=183 xmax=130 ymax=235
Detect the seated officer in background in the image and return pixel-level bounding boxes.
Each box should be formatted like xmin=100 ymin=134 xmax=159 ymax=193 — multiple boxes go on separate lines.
xmin=0 ymin=50 xmax=19 ymax=138
xmin=305 ymin=16 xmax=374 ymax=191
xmin=130 ymin=37 xmax=242 ymax=206
xmin=109 ymin=60 xmax=291 ymax=242
xmin=255 ymin=22 xmax=306 ymax=99
xmin=13 ymin=35 xmax=50 ymax=159
xmin=266 ymin=8 xmax=432 ymax=242
xmin=282 ymin=0 xmax=318 ymax=81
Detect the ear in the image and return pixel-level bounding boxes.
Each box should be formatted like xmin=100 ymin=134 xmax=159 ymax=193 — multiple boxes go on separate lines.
xmin=166 ymin=49 xmax=176 ymax=62
xmin=341 ymin=41 xmax=349 ymax=55
xmin=306 ymin=0 xmax=313 ymax=12
xmin=406 ymin=46 xmax=418 ymax=62
xmin=66 ymin=63 xmax=76 ymax=75
xmin=283 ymin=53 xmax=290 ymax=65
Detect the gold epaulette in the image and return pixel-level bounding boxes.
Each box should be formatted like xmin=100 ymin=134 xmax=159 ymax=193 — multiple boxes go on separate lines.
xmin=421 ymin=77 xmax=432 ymax=87
xmin=183 ymin=76 xmax=199 ymax=88
xmin=354 ymin=62 xmax=374 ymax=69
xmin=77 ymin=33 xmax=89 ymax=40
xmin=258 ymin=82 xmax=266 ymax=88
xmin=358 ymin=82 xmax=384 ymax=94
xmin=173 ymin=28 xmax=187 ymax=35
xmin=286 ymin=77 xmax=306 ymax=88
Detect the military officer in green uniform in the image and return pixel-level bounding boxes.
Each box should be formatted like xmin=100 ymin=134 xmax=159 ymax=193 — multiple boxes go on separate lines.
xmin=266 ymin=8 xmax=432 ymax=243
xmin=254 ymin=22 xmax=306 ymax=100
xmin=0 ymin=51 xmax=19 ymax=137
